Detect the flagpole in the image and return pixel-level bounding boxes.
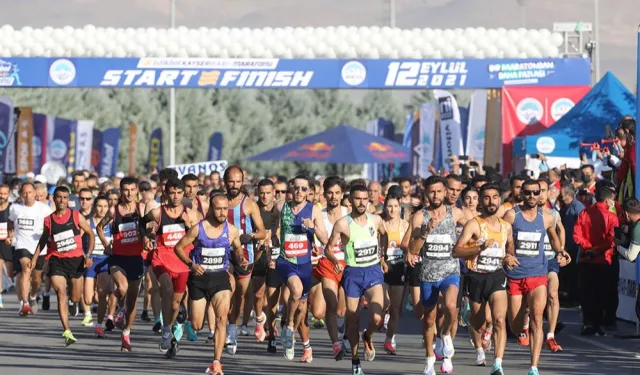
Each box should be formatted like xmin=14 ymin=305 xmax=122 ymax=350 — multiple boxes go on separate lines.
xmin=169 ymin=0 xmax=177 ymax=166
xmin=635 ymin=25 xmax=640 ymax=200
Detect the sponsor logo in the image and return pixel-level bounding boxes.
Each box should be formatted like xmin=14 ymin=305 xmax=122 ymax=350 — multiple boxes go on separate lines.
xmin=385 ymin=61 xmax=468 ymax=87
xmin=49 ymin=139 xmax=68 ymax=160
xmin=32 ymin=137 xmax=42 ymax=157
xmin=341 ymin=61 xmax=366 ymax=86
xmin=550 ymin=98 xmax=575 ymax=121
xmin=367 ymin=142 xmax=407 ymax=160
xmin=516 ymin=98 xmax=544 ymax=125
xmin=137 ymin=58 xmax=279 ymax=69
xmin=472 ymin=130 xmax=485 ymax=153
xmin=0 ymin=59 xmax=22 ymax=86
xmin=286 ymin=142 xmax=333 ymax=158
xmin=49 ymin=59 xmax=76 ymax=86
xmin=488 ymin=61 xmax=555 ymax=84
xmin=536 ymin=136 xmax=556 ymax=154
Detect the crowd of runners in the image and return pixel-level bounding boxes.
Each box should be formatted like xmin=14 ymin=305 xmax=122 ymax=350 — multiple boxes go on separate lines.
xmin=0 ymin=118 xmax=637 ymax=375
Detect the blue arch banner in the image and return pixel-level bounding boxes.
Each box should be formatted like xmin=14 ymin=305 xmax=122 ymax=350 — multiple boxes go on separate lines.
xmin=0 ymin=57 xmax=591 ymax=89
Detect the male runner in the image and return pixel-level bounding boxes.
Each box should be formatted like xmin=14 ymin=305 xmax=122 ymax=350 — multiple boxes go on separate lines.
xmin=502 ymin=179 xmax=570 ymax=375
xmin=277 ymin=175 xmax=328 ymax=361
xmin=223 ymin=165 xmax=266 ymax=355
xmin=183 ymin=173 xmax=208 ymax=217
xmin=8 ymin=182 xmax=53 ymax=315
xmin=142 ymin=178 xmax=200 ymax=357
xmin=69 ymin=171 xmax=87 ymax=210
xmin=31 ymin=186 xmax=95 ymax=346
xmin=325 ymin=184 xmax=388 ymax=375
xmin=0 ymin=184 xmax=11 ymax=308
xmin=175 ymin=193 xmax=247 ymax=375
xmin=77 ymin=187 xmax=95 ymax=324
xmin=97 ymin=177 xmax=145 ymax=351
xmin=453 ymin=183 xmax=517 ymax=375
xmin=409 ymin=176 xmax=464 ymax=375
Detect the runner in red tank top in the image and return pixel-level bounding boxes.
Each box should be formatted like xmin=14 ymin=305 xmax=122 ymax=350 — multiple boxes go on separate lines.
xmin=31 ymin=186 xmax=95 ymax=347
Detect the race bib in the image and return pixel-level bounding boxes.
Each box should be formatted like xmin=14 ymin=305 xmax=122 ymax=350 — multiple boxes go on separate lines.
xmin=516 ymin=231 xmax=542 ymax=257
xmin=92 ymin=234 xmax=110 ymax=256
xmin=543 ymin=237 xmax=554 ymax=260
xmin=386 ymin=247 xmax=404 ymax=265
xmin=270 ymin=246 xmax=280 ymax=261
xmin=354 ymin=238 xmax=378 ymax=265
xmin=54 ymin=229 xmax=76 ymax=253
xmin=118 ymin=222 xmax=140 ymax=244
xmin=161 ymin=223 xmax=186 ymax=247
xmin=477 ymin=246 xmax=504 ymax=273
xmin=201 ymin=247 xmax=226 ymax=272
xmin=0 ymin=222 xmax=7 ymax=240
xmin=424 ymin=234 xmax=453 ymax=259
xmin=283 ymin=233 xmax=308 ymax=258
xmin=17 ymin=218 xmax=34 ymax=231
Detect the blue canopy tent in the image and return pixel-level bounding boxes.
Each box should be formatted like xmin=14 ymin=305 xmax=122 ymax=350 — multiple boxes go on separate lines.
xmin=513 ymin=72 xmax=637 ymax=158
xmin=248 ymin=124 xmax=410 ymax=164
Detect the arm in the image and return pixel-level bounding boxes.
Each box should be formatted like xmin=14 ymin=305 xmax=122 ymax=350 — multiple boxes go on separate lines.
xmin=452 ymin=207 xmax=465 ymax=226
xmin=311 ymin=205 xmax=328 ymax=246
xmin=174 ymin=223 xmax=199 ymax=269
xmin=572 ymin=212 xmax=592 ymax=250
xmin=96 ymin=211 xmax=114 ymax=253
xmin=140 ymin=207 xmax=160 ymax=237
xmin=544 ymin=212 xmax=562 ymax=253
xmin=452 ymin=219 xmax=483 ymax=258
xmin=555 ymin=214 xmax=566 ymax=250
xmin=408 ymin=212 xmax=427 ymax=256
xmin=6 ymin=220 xmax=14 ymax=245
xmin=324 ymin=218 xmax=346 ymax=267
xmin=377 ymin=215 xmax=388 ymax=261
xmin=78 ymin=214 xmax=95 ymax=257
xmin=247 ymin=200 xmax=266 ymax=241
xmin=30 ymin=220 xmax=50 ymax=269
xmin=229 ymin=224 xmax=248 ymax=268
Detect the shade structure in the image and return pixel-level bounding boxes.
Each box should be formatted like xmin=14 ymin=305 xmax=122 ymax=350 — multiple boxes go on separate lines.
xmin=248 ymin=125 xmax=410 ymax=164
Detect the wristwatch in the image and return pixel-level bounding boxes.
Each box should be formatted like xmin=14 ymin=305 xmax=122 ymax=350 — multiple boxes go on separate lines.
xmin=187 ymin=261 xmax=193 ymax=268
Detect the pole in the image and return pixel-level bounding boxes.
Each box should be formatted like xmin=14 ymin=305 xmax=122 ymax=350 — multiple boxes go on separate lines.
xmin=169 ymin=0 xmax=177 ymax=166
xmin=389 ymin=0 xmax=396 ymax=28
xmin=635 ymin=25 xmax=640 ymax=200
xmin=594 ymin=0 xmax=601 ymax=81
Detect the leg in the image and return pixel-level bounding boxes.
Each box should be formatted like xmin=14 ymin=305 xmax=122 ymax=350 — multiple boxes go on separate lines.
xmin=158 ymin=273 xmax=176 ymax=327
xmin=110 ymin=267 xmax=129 ymax=307
xmin=266 ymin=285 xmax=281 ymax=338
xmin=96 ymin=272 xmax=110 ymax=324
xmin=363 ymin=284 xmax=384 ymax=351
xmin=241 ymin=278 xmax=254 ymax=326
xmin=345 ymin=296 xmax=362 ymax=360
xmin=310 ymin=283 xmax=326 ymax=320
xmin=230 ymin=276 xmax=250 ymax=325
xmin=51 ymin=275 xmax=71 ymax=330
xmin=385 ymin=285 xmax=405 ymax=340
xmin=527 ymin=285 xmax=547 ymax=368
xmin=213 ymin=290 xmax=232 ymax=362
xmin=148 ymin=268 xmax=162 ymax=321
xmin=322 ymin=278 xmax=341 ymax=343
xmin=30 ymin=268 xmax=43 ymax=300
xmin=253 ymin=276 xmax=266 ymax=320
xmin=190 ymin=298 xmax=207 ymax=331
xmin=546 ymin=272 xmax=560 ymax=335
xmin=285 ymin=275 xmax=304 ymax=329
xmin=124 ymin=279 xmax=142 ymax=330
xmin=84 ymin=276 xmax=96 ymax=307
xmin=489 ymin=290 xmax=508 ymax=363
xmin=17 ymin=257 xmax=31 ymax=303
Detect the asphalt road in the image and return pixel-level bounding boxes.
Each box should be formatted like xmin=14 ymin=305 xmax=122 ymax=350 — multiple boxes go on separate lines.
xmin=1 ymin=291 xmax=639 ymax=375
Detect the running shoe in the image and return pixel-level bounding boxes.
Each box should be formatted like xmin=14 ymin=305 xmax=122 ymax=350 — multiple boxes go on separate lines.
xmin=481 ymin=329 xmax=492 ymax=352
xmin=528 ymin=367 xmax=540 ymax=375
xmin=69 ymin=302 xmax=78 ymax=317
xmin=114 ymin=310 xmax=126 ymax=330
xmin=173 ymin=323 xmax=184 ymax=342
xmin=490 ymin=363 xmax=505 ymax=375
xmin=284 ymin=338 xmax=295 ymax=361
xmin=281 ymin=326 xmax=295 ymax=350
xmin=42 ymin=295 xmax=50 ymax=311
xmin=267 ymin=336 xmax=277 ymax=354
xmin=332 ymin=341 xmax=345 ymax=361
xmin=518 ymin=328 xmax=530 ymax=347
xmin=434 ymin=337 xmax=444 ymax=360
xmin=95 ymin=327 xmax=105 ymax=338
xmin=384 ymin=340 xmax=396 ymax=355
xmin=207 ymin=331 xmax=215 ymax=344
xmin=19 ymin=303 xmax=31 ymax=317
xmin=352 ymin=363 xmax=364 ymax=375
xmin=160 ymin=332 xmax=172 ymax=353
xmin=476 ymin=349 xmax=486 ymax=366
xmin=205 ymin=361 xmax=224 ymax=375
xmin=299 ymin=347 xmax=313 ymax=363
xmin=546 ymin=337 xmax=563 ymax=352
xmin=152 ymin=320 xmax=162 ymax=334
xmin=165 ymin=338 xmax=179 ymax=359
xmin=63 ymin=330 xmax=77 ymax=347
xmin=176 ymin=305 xmax=187 ymax=324
xmin=442 ymin=335 xmax=455 ymax=358
xmin=440 ymin=358 xmax=453 ymax=374
xmin=29 ymin=297 xmax=38 ymax=315
xmin=185 ymin=321 xmax=198 ymax=341
xmin=226 ymin=326 xmax=237 ymax=355
xmin=311 ymin=317 xmax=325 ymax=329
xmin=362 ymin=330 xmax=375 ymax=362
xmin=343 ymin=333 xmax=351 ymax=354
xmin=105 ymin=317 xmax=115 ymax=331
xmin=239 ymin=324 xmax=249 ymax=336
xmin=422 ymin=361 xmax=435 ymax=375
xmin=121 ymin=333 xmax=132 ymax=352
xmin=0 ymin=294 xmax=4 ymax=309
xmin=254 ymin=321 xmax=266 ymax=342
xmin=82 ymin=315 xmax=93 ymax=327
xmin=383 ymin=313 xmax=390 ymax=332
xmin=141 ymin=310 xmax=151 ymax=322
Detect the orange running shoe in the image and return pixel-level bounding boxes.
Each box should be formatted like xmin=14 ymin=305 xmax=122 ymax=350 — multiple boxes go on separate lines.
xmin=300 ymin=347 xmax=313 ymax=363
xmin=20 ymin=303 xmax=32 ymax=317
xmin=95 ymin=327 xmax=105 ymax=338
xmin=205 ymin=361 xmax=224 ymax=375
xmin=518 ymin=328 xmax=530 ymax=347
xmin=384 ymin=340 xmax=396 ymax=355
xmin=254 ymin=322 xmax=266 ymax=342
xmin=546 ymin=337 xmax=563 ymax=352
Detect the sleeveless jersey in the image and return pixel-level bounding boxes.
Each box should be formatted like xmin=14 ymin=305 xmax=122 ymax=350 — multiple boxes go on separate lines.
xmin=507 ymin=206 xmax=547 ymax=279
xmin=466 ymin=216 xmax=508 ymax=273
xmin=85 ymin=217 xmax=111 ymax=257
xmin=259 ymin=203 xmax=280 ymax=261
xmin=0 ymin=204 xmax=11 ymax=255
xmin=45 ymin=209 xmax=83 ymax=258
xmin=112 ymin=205 xmax=143 ymax=256
xmin=420 ymin=206 xmax=459 ymax=282
xmin=279 ymin=201 xmax=314 ymax=265
xmin=543 ymin=209 xmax=559 ymax=260
xmin=318 ymin=206 xmax=348 ymax=262
xmin=228 ymin=195 xmax=255 ymax=264
xmin=344 ymin=213 xmax=379 ymax=268
xmin=384 ymin=220 xmax=406 ymax=266
xmin=153 ymin=206 xmax=191 ymax=273
xmin=191 ymin=220 xmax=231 ymax=273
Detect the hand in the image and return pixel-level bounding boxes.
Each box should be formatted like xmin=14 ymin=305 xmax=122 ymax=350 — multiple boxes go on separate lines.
xmin=5 ymin=236 xmax=12 ymax=245
xmin=239 ymin=233 xmax=254 ymax=244
xmin=503 ymin=254 xmax=520 ymax=270
xmin=311 ymin=243 xmax=320 ymax=257
xmin=302 ymin=218 xmax=314 ymax=230
xmin=405 ymin=252 xmax=416 ymax=267
xmin=104 ymin=244 xmax=113 ymax=256
xmin=84 ymin=256 xmax=93 ymax=269
xmin=28 ymin=257 xmax=37 ymax=271
xmin=421 ymin=219 xmax=438 ymax=238
xmin=143 ymin=237 xmax=154 ymax=252
xmin=482 ymin=239 xmax=497 ymax=251
xmin=557 ymin=250 xmax=571 ymax=267
xmin=191 ymin=263 xmax=205 ymax=276
xmin=333 ymin=261 xmax=344 ymax=274
xmin=380 ymin=261 xmax=389 ymax=274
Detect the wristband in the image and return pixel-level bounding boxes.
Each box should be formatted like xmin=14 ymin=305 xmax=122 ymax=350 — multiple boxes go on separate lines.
xmin=187 ymin=261 xmax=193 ymax=268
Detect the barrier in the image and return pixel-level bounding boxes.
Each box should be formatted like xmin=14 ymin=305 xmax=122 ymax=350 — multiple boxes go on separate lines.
xmin=617 ymin=259 xmax=639 ymax=336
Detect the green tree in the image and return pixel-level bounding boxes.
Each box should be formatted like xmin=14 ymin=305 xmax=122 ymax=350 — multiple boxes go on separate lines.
xmin=356 ymin=90 xmax=406 ymax=133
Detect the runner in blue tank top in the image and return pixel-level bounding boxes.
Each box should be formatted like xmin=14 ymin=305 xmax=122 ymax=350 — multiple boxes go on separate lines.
xmin=502 ymin=179 xmax=570 ymax=375
xmin=174 ymin=193 xmax=246 ymax=375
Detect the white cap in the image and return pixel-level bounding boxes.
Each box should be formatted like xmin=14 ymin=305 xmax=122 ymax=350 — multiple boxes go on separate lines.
xmin=98 ymin=177 xmax=109 ymax=184
xmin=115 ymin=171 xmax=125 ymax=178
xmin=25 ymin=171 xmax=35 ymax=179
xmin=34 ymin=174 xmax=47 ymax=184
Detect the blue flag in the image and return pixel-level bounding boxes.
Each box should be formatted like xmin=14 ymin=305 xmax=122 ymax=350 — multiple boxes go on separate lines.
xmin=147 ymin=128 xmax=163 ymax=173
xmin=208 ymin=132 xmax=223 ymax=161
xmin=0 ymin=98 xmax=12 ymax=173
xmin=100 ymin=128 xmax=121 ymax=177
xmin=91 ymin=129 xmax=103 ymax=172
xmin=49 ymin=118 xmax=72 ymax=167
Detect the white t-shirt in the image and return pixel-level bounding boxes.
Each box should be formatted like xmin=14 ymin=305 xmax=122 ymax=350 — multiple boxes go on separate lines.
xmin=9 ymin=201 xmax=54 ymax=255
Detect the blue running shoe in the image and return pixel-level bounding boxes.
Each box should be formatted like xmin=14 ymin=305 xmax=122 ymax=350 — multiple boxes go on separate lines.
xmin=185 ymin=321 xmax=198 ymax=341
xmin=528 ymin=367 xmax=539 ymax=375
xmin=173 ymin=323 xmax=184 ymax=342
xmin=490 ymin=363 xmax=504 ymax=375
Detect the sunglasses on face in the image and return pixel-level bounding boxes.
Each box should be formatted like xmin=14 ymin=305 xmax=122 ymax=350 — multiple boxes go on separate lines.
xmin=79 ymin=197 xmax=93 ymax=201
xmin=523 ymin=190 xmax=541 ymax=196
xmin=275 ymin=190 xmax=287 ymax=194
xmin=294 ymin=186 xmax=309 ymax=192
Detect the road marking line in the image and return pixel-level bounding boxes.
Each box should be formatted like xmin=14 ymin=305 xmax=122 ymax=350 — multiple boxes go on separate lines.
xmin=569 ymin=334 xmax=640 ymax=358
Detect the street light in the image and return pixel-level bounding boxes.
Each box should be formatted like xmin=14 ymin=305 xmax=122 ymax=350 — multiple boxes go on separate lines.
xmin=593 ymin=0 xmax=600 ymax=80
xmin=169 ymin=0 xmax=176 ymax=166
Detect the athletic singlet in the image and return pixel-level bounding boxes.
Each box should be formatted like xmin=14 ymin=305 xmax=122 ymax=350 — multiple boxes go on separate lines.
xmin=259 ymin=203 xmax=280 ymax=261
xmin=279 ymin=201 xmax=314 ymax=265
xmin=44 ymin=209 xmax=83 ymax=259
xmin=112 ymin=205 xmax=143 ymax=256
xmin=317 ymin=206 xmax=348 ymax=263
xmin=153 ymin=206 xmax=191 ymax=273
xmin=85 ymin=217 xmax=111 ymax=257
xmin=543 ymin=209 xmax=559 ymax=260
xmin=0 ymin=204 xmax=10 ymax=254
xmin=344 ymin=213 xmax=379 ymax=268
xmin=466 ymin=216 xmax=508 ymax=274
xmin=420 ymin=206 xmax=459 ymax=282
xmin=507 ymin=206 xmax=547 ymax=279
xmin=228 ymin=195 xmax=255 ymax=264
xmin=384 ymin=219 xmax=407 ymax=266
xmin=190 ymin=220 xmax=231 ymax=273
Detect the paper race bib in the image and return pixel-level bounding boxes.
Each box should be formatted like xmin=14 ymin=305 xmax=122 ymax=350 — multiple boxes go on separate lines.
xmin=424 ymin=234 xmax=453 ymax=259
xmin=283 ymin=233 xmax=308 ymax=258
xmin=270 ymin=246 xmax=280 ymax=261
xmin=17 ymin=218 xmax=34 ymax=231
xmin=543 ymin=237 xmax=554 ymax=260
xmin=0 ymin=222 xmax=7 ymax=240
xmin=515 ymin=231 xmax=541 ymax=257
xmin=386 ymin=247 xmax=404 ymax=265
xmin=477 ymin=246 xmax=504 ymax=273
xmin=118 ymin=222 xmax=140 ymax=244
xmin=54 ymin=229 xmax=76 ymax=253
xmin=161 ymin=223 xmax=186 ymax=247
xmin=354 ymin=238 xmax=378 ymax=265
xmin=201 ymin=247 xmax=226 ymax=272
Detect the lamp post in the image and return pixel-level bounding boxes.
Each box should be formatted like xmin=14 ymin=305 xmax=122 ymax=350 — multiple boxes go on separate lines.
xmin=593 ymin=0 xmax=601 ymax=81
xmin=169 ymin=0 xmax=177 ymax=166
xmin=389 ymin=0 xmax=396 ymax=28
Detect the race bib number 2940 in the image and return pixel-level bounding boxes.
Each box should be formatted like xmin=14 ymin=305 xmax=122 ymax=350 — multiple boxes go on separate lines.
xmin=384 ymin=62 xmax=468 ymax=88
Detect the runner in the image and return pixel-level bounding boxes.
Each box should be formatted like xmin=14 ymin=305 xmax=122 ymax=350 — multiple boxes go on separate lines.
xmin=77 ymin=187 xmax=95 ymax=325
xmin=97 ymin=177 xmax=145 ymax=352
xmin=7 ymin=182 xmax=53 ymax=315
xmin=277 ymin=175 xmax=328 ymax=361
xmin=84 ymin=196 xmax=112 ymax=338
xmin=174 ymin=192 xmax=247 ymax=375
xmin=31 ymin=186 xmax=95 ymax=346
xmin=408 ymin=176 xmax=464 ymax=375
xmin=502 ymin=179 xmax=570 ymax=375
xmin=139 ymin=180 xmax=161 ymax=327
xmin=453 ymin=183 xmax=516 ymax=375
xmin=0 ymin=184 xmax=12 ymax=309
xmin=325 ymin=184 xmax=388 ymax=375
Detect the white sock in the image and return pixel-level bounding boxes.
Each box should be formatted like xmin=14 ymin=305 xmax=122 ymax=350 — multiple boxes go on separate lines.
xmin=426 ymin=356 xmax=436 ymax=366
xmin=547 ymin=332 xmax=554 ymax=340
xmin=85 ymin=311 xmax=91 ymax=317
xmin=442 ymin=334 xmax=453 ymax=347
xmin=476 ymin=348 xmax=484 ymax=355
xmin=122 ymin=329 xmax=130 ymax=336
xmin=523 ymin=322 xmax=529 ymax=330
xmin=495 ymin=358 xmax=502 ymax=366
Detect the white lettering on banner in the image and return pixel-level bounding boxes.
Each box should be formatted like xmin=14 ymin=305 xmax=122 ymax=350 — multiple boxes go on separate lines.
xmin=617 ymin=259 xmax=638 ymax=323
xmin=219 ymin=71 xmax=314 ymax=88
xmin=137 ymin=58 xmax=279 ymax=70
xmin=100 ymin=70 xmax=200 ymax=86
xmin=488 ymin=61 xmax=555 ymax=84
xmin=169 ymin=160 xmax=228 ymax=178
xmin=385 ymin=62 xmax=468 ymax=87
xmin=101 ymin=143 xmax=114 ymax=176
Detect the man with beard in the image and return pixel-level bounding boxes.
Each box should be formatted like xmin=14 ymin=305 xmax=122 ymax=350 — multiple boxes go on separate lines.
xmin=503 ymin=179 xmax=570 ymax=375
xmin=409 ymin=176 xmax=464 ymax=375
xmin=174 ymin=193 xmax=247 ymax=375
xmin=223 ymin=165 xmax=266 ymax=355
xmin=325 ymin=184 xmax=387 ymax=375
xmin=445 ymin=175 xmax=463 ymax=207
xmin=453 ymin=183 xmax=516 ymax=375
xmin=497 ymin=175 xmax=526 ymax=217
xmin=182 ymin=173 xmax=208 ymax=217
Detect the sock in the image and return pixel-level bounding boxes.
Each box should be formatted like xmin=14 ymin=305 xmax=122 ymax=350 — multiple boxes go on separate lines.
xmin=85 ymin=311 xmax=92 ymax=317
xmin=302 ymin=340 xmax=311 ymax=349
xmin=213 ymin=359 xmax=220 ymax=364
xmin=209 ymin=330 xmax=215 ymax=336
xmin=442 ymin=334 xmax=452 ymax=347
xmin=43 ymin=291 xmax=50 ymax=297
xmin=257 ymin=313 xmax=266 ymax=323
xmin=19 ymin=300 xmax=23 ymax=308
xmin=122 ymin=329 xmax=130 ymax=336
xmin=495 ymin=358 xmax=502 ymax=366
xmin=107 ymin=314 xmax=114 ymax=321
xmin=96 ymin=323 xmax=103 ymax=329
xmin=426 ymin=356 xmax=436 ymax=366
xmin=523 ymin=323 xmax=529 ymax=330
xmin=476 ymin=348 xmax=484 ymax=356
xmin=23 ymin=300 xmax=29 ymax=306
xmin=547 ymin=332 xmax=554 ymax=340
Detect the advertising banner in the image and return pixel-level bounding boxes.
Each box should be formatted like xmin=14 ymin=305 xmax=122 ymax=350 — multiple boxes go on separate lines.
xmin=32 ymin=113 xmax=48 ymax=173
xmin=91 ymin=129 xmax=102 ymax=172
xmin=0 ymin=97 xmax=12 ymax=173
xmin=501 ymin=85 xmax=590 ymax=172
xmin=16 ymin=107 xmax=33 ymax=176
xmin=49 ymin=118 xmax=73 ymax=168
xmin=466 ymin=91 xmax=488 ymax=164
xmin=208 ymin=132 xmax=223 ymax=161
xmin=434 ymin=90 xmax=464 ymax=169
xmin=617 ymin=259 xmax=638 ymax=323
xmin=0 ymin=57 xmax=592 ymax=89
xmin=100 ymin=128 xmax=121 ymax=177
xmin=75 ymin=120 xmax=94 ymax=171
xmin=169 ymin=160 xmax=228 ymax=178
xmin=418 ymin=104 xmax=436 ymax=177
xmin=147 ymin=128 xmax=163 ymax=173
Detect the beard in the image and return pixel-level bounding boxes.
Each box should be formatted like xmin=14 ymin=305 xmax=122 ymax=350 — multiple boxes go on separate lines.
xmin=227 ymin=188 xmax=241 ymax=199
xmin=429 ymin=199 xmax=443 ymax=209
xmin=482 ymin=204 xmax=498 ymax=216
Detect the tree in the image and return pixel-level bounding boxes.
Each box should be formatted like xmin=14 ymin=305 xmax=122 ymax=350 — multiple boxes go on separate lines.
xmin=356 ymin=90 xmax=406 ymax=133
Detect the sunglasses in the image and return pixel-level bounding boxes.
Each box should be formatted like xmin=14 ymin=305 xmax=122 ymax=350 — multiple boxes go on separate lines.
xmin=79 ymin=197 xmax=93 ymax=201
xmin=294 ymin=186 xmax=309 ymax=192
xmin=523 ymin=190 xmax=541 ymax=196
xmin=275 ymin=190 xmax=287 ymax=194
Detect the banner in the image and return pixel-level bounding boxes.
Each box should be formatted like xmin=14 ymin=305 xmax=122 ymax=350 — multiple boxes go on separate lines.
xmin=91 ymin=129 xmax=102 ymax=172
xmin=208 ymin=132 xmax=224 ymax=161
xmin=74 ymin=120 xmax=93 ymax=171
xmin=32 ymin=113 xmax=48 ymax=173
xmin=66 ymin=121 xmax=77 ymax=174
xmin=466 ymin=90 xmax=488 ymax=164
xmin=418 ymin=104 xmax=436 ymax=177
xmin=15 ymin=107 xmax=33 ymax=176
xmin=169 ymin=160 xmax=228 ymax=178
xmin=0 ymin=97 xmax=12 ymax=173
xmin=0 ymin=57 xmax=592 ymax=89
xmin=147 ymin=128 xmax=163 ymax=173
xmin=501 ymin=85 xmax=590 ymax=172
xmin=100 ymin=127 xmax=121 ymax=177
xmin=434 ymin=90 xmax=464 ymax=169
xmin=364 ymin=119 xmax=395 ymax=181
xmin=617 ymin=259 xmax=638 ymax=323
xmin=128 ymin=123 xmax=136 ymax=176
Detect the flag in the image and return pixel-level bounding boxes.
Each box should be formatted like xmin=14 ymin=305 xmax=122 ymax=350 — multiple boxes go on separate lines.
xmin=15 ymin=107 xmax=33 ymax=176
xmin=74 ymin=120 xmax=94 ymax=171
xmin=91 ymin=129 xmax=102 ymax=172
xmin=364 ymin=119 xmax=395 ymax=181
xmin=66 ymin=121 xmax=78 ymax=174
xmin=418 ymin=104 xmax=436 ymax=177
xmin=49 ymin=117 xmax=72 ymax=168
xmin=147 ymin=128 xmax=163 ymax=173
xmin=433 ymin=90 xmax=464 ymax=170
xmin=208 ymin=132 xmax=224 ymax=161
xmin=32 ymin=113 xmax=48 ymax=173
xmin=0 ymin=97 xmax=12 ymax=173
xmin=128 ymin=123 xmax=137 ymax=176
xmin=466 ymin=90 xmax=488 ymax=164
xmin=100 ymin=128 xmax=121 ymax=177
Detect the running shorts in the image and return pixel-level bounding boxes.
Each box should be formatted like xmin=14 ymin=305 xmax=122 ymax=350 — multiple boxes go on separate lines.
xmin=109 ymin=254 xmax=145 ymax=281
xmin=342 ymin=264 xmax=384 ymax=299
xmin=188 ymin=271 xmax=232 ymax=301
xmin=466 ymin=271 xmax=507 ymax=303
xmin=275 ymin=258 xmax=312 ymax=299
xmin=48 ymin=256 xmax=85 ymax=279
xmin=507 ymin=275 xmax=547 ymax=296
xmin=420 ymin=274 xmax=460 ymax=308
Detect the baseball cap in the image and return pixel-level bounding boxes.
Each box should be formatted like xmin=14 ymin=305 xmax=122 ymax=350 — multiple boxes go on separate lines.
xmin=115 ymin=171 xmax=125 ymax=178
xmin=34 ymin=174 xmax=48 ymax=184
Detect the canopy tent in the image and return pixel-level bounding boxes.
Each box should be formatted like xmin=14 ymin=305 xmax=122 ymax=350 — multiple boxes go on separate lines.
xmin=513 ymin=72 xmax=637 ymax=158
xmin=248 ymin=124 xmax=410 ymax=164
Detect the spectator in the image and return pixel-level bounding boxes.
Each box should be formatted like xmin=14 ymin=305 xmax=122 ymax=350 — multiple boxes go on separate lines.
xmin=558 ymin=183 xmax=585 ymax=306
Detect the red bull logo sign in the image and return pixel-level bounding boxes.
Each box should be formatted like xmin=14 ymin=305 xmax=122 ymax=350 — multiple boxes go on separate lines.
xmin=367 ymin=142 xmax=407 ymax=160
xmin=287 ymin=142 xmax=333 ymax=158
